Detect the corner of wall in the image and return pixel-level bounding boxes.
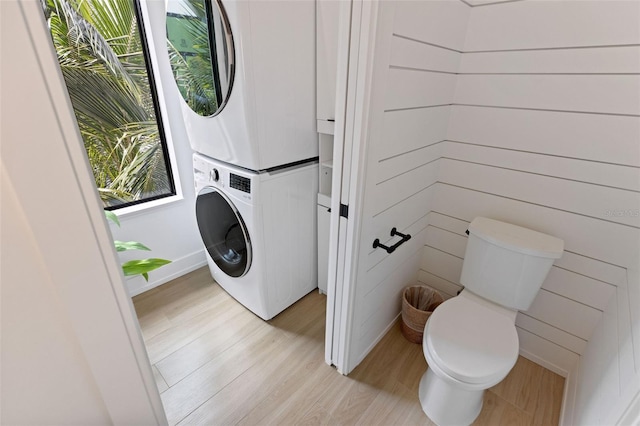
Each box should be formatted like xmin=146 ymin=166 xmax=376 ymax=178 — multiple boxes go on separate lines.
xmin=128 ymin=250 xmax=207 ymax=297
xmin=559 ymin=357 xmax=579 ymax=426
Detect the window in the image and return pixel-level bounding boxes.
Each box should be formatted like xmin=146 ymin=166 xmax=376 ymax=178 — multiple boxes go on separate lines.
xmin=166 ymin=0 xmax=235 ymax=117
xmin=42 ymin=0 xmax=175 ymax=210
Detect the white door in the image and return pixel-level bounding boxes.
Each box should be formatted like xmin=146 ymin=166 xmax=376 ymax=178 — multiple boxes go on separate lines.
xmin=3 ymin=2 xmax=166 ymax=423
xmin=324 ymin=0 xmax=385 ymax=374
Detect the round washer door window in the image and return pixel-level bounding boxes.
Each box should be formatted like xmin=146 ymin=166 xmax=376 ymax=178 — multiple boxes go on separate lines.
xmin=196 ymin=188 xmax=251 ymax=277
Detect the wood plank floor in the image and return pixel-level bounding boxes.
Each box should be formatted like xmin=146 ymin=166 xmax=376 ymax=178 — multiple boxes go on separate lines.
xmin=133 ymin=267 xmax=564 ymax=425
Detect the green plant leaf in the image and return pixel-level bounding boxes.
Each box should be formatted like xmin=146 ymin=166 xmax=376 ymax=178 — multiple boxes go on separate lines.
xmin=114 ymin=240 xmax=151 ymax=252
xmin=105 ymin=210 xmax=120 ymax=226
xmin=122 ymin=258 xmax=171 ymax=278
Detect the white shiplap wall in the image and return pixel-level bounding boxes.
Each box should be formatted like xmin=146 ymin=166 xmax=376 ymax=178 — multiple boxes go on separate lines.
xmin=412 ymin=0 xmax=640 ymax=423
xmin=346 ymin=4 xmax=639 ymax=421
xmin=344 ymin=1 xmax=470 ymax=368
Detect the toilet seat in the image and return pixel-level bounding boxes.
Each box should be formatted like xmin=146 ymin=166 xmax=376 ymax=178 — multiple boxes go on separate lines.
xmin=424 ymin=294 xmax=519 ymax=386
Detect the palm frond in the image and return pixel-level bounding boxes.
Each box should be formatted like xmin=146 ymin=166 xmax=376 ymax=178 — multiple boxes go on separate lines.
xmin=43 ymin=0 xmax=172 ymax=207
xmin=57 ymin=0 xmax=140 ymax=96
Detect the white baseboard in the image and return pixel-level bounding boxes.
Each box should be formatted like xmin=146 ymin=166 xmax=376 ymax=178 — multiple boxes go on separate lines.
xmin=518 ymin=347 xmax=570 ymax=378
xmin=559 ymin=358 xmax=579 ymax=426
xmin=127 ymin=249 xmax=207 ymax=297
xmin=351 ymin=313 xmax=403 ymax=373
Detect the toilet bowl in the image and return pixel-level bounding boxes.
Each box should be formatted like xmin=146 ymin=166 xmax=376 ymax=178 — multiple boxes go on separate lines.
xmin=418 ymin=217 xmax=564 ymax=425
xmin=419 ymin=291 xmax=519 ymax=425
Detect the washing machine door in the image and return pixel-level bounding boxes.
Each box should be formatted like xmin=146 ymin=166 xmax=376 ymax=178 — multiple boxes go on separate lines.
xmin=196 ymin=187 xmax=252 ymax=277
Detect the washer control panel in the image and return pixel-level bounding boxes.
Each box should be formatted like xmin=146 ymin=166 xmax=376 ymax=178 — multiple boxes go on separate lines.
xmin=230 ymin=173 xmax=251 ymax=194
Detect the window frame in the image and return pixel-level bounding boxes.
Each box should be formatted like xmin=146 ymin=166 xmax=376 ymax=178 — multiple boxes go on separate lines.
xmin=110 ymin=0 xmax=186 ymax=218
xmin=98 ymin=0 xmax=179 ymax=212
xmin=44 ymin=0 xmax=183 ymax=212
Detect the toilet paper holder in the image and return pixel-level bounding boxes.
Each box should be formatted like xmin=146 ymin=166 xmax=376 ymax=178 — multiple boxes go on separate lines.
xmin=373 ymin=227 xmax=411 ymax=254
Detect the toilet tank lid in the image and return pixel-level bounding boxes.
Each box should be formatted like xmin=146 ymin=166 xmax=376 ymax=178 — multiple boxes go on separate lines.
xmin=468 ymin=217 xmax=564 ymax=259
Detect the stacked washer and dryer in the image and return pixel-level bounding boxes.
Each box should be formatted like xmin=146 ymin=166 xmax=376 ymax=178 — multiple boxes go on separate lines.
xmin=166 ymin=0 xmax=319 ymax=320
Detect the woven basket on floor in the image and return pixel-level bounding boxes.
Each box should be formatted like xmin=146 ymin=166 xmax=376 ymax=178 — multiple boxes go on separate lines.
xmin=401 ymin=285 xmax=444 ymax=344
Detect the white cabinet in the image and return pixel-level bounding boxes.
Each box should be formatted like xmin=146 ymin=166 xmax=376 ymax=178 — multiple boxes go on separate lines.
xmin=317 ymin=129 xmax=333 ymax=288
xmin=319 ymin=134 xmax=334 ymax=198
xmin=316 ymin=1 xmax=340 ymax=294
xmin=317 ymin=0 xmax=340 ymax=123
xmin=317 ymin=133 xmax=332 ymax=293
xmin=317 ymin=201 xmax=331 ymax=294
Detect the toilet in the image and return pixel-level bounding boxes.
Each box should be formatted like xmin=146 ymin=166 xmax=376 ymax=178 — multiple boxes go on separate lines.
xmin=419 ymin=217 xmax=564 ymax=425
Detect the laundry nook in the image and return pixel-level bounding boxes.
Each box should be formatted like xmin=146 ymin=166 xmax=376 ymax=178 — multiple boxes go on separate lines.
xmin=3 ymin=0 xmax=640 ymax=425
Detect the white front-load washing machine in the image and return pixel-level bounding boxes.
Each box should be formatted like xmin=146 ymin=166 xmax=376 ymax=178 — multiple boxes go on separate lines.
xmin=193 ymin=153 xmax=318 ymax=320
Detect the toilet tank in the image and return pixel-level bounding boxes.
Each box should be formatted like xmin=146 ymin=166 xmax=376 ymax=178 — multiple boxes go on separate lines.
xmin=460 ymin=217 xmax=564 ymax=311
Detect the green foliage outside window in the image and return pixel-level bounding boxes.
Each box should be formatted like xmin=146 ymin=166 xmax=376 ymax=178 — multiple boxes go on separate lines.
xmin=166 ymin=0 xmax=220 ymax=116
xmin=42 ymin=0 xmax=174 ymax=208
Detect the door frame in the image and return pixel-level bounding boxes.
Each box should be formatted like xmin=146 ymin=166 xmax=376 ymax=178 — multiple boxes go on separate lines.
xmin=324 ymin=0 xmax=380 ymax=375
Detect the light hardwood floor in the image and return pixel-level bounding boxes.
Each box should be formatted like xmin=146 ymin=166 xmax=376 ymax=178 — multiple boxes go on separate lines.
xmin=133 ymin=267 xmax=564 ymax=425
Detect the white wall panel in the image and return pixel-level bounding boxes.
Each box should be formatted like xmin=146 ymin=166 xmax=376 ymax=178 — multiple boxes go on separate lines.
xmin=438 ymin=158 xmax=640 ymax=228
xmin=356 ymin=250 xmax=423 ymax=361
xmin=372 ymin=160 xmax=439 ymax=215
xmin=526 ymin=290 xmax=601 ymax=341
xmin=424 ymin=225 xmax=467 ymax=258
xmin=422 ymin=246 xmax=463 ymax=284
xmin=361 ymin=245 xmax=425 ymax=321
xmin=376 ymin=141 xmax=442 ymax=184
xmin=390 ymin=35 xmax=462 ymax=72
xmin=385 ymin=69 xmax=457 ymax=110
xmin=516 ymin=313 xmax=587 ymax=356
xmin=464 ymin=0 xmax=514 ymax=6
xmin=463 ymin=0 xmax=640 ymax=51
xmin=418 ymin=270 xmax=461 ymax=298
xmin=554 ymin=251 xmax=627 ymax=288
xmin=543 ymin=268 xmax=615 ymax=312
xmin=574 ymin=292 xmax=621 ymax=423
xmin=393 ymin=0 xmax=470 ymax=51
xmin=432 ymin=183 xmax=640 ymax=269
xmin=443 ymin=141 xmax=640 ymax=192
xmin=448 ymin=105 xmax=640 ymax=167
xmin=371 ymin=186 xmax=434 ymax=235
xmin=616 ymin=275 xmax=637 ymax=388
xmin=454 ymin=74 xmax=640 ymax=116
xmin=379 ymin=107 xmax=450 ymax=160
xmin=516 ymin=328 xmax=580 ymax=377
xmin=459 ymin=46 xmax=640 ymax=74
xmin=427 ymin=211 xmax=469 ymax=235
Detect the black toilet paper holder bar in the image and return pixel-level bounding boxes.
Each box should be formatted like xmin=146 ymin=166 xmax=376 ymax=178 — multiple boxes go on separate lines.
xmin=373 ymin=227 xmax=411 ymax=254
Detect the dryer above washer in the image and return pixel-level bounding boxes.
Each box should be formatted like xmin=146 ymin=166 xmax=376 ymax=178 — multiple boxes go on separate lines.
xmin=166 ymin=0 xmax=317 ymax=171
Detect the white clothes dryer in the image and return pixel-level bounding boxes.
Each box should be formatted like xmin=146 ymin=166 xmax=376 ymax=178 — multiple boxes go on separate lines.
xmin=193 ymin=153 xmax=318 ymax=320
xmin=166 ymin=0 xmax=317 ymax=170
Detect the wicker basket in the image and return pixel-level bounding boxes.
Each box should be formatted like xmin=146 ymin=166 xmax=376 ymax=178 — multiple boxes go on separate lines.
xmin=401 ymin=285 xmax=444 ymax=344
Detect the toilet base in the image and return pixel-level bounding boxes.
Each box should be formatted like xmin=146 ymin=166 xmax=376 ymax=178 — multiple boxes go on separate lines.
xmin=419 ymin=367 xmax=484 ymax=426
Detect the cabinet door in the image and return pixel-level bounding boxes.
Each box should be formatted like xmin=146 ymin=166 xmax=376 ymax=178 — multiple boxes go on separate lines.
xmin=317 ymin=203 xmax=331 ymax=293
xmin=317 ymin=0 xmax=340 ymax=121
